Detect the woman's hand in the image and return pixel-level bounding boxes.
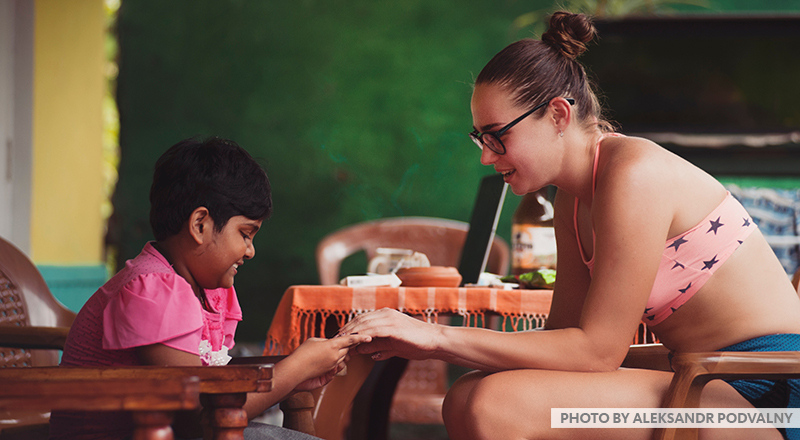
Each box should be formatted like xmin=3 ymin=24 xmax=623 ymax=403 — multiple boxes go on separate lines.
xmin=337 ymin=308 xmax=441 ymax=361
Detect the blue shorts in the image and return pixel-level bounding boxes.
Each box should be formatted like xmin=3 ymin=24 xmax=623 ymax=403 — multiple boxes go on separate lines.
xmin=720 ymin=333 xmax=800 ymax=440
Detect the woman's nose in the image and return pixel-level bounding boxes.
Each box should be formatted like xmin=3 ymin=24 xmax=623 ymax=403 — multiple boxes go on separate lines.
xmin=480 ymin=146 xmax=498 ymax=166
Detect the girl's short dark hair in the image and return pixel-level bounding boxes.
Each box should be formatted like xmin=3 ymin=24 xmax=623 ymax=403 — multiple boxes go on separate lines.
xmin=149 ymin=136 xmax=272 ymax=241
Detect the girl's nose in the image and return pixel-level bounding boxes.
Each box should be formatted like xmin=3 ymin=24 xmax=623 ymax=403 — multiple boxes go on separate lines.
xmin=245 ymin=241 xmax=255 ymax=260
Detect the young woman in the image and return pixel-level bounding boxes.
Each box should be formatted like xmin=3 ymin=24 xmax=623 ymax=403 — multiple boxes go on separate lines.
xmin=339 ymin=11 xmax=800 ymax=440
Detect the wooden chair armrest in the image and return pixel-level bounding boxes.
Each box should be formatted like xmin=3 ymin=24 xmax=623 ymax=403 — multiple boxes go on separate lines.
xmin=655 ymin=351 xmax=800 ymax=440
xmin=665 ymin=351 xmax=800 ymax=408
xmin=0 ymin=326 xmax=70 ymax=350
xmin=621 ymin=343 xmax=672 ymax=371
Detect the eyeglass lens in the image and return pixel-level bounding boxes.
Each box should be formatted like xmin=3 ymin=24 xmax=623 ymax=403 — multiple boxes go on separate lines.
xmin=474 ymin=133 xmax=504 ymax=154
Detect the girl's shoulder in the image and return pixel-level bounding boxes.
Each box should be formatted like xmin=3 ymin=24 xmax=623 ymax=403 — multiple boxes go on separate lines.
xmin=103 ymin=272 xmax=203 ymax=350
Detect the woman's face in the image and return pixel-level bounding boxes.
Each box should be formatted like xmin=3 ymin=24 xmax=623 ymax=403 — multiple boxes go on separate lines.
xmin=470 ymin=83 xmax=558 ymax=195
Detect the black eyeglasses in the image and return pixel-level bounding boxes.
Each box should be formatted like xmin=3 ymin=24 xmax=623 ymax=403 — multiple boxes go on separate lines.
xmin=469 ymin=97 xmax=575 ymax=155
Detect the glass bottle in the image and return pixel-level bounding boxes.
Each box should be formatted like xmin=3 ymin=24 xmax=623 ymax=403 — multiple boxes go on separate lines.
xmin=511 ymin=187 xmax=556 ymax=275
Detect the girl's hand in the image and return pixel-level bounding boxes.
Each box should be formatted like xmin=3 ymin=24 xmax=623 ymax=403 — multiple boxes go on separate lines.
xmin=288 ymin=334 xmax=370 ymax=390
xmin=337 ymin=308 xmax=440 ymax=361
xmin=293 ymin=358 xmax=347 ymax=391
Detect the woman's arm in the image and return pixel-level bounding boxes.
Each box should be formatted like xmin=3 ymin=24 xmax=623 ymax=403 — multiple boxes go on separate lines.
xmin=543 ymin=188 xmax=592 ymax=331
xmin=344 ymin=140 xmax=674 ymax=372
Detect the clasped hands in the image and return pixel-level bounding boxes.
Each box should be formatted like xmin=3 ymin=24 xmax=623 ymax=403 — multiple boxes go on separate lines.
xmin=336 ymin=308 xmax=440 ymax=362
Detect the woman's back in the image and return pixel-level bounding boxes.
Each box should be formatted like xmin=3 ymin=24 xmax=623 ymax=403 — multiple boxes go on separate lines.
xmin=573 ymin=135 xmax=800 ymax=351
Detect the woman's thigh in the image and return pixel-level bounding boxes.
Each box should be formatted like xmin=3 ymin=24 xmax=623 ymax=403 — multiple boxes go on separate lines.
xmin=443 ymin=368 xmax=782 ymax=440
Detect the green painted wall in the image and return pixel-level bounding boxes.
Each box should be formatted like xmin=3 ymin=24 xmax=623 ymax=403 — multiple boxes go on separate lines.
xmin=113 ymin=0 xmax=554 ymax=342
xmin=113 ymin=0 xmax=800 ymax=342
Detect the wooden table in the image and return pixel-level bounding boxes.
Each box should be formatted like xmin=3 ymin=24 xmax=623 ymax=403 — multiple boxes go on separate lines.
xmin=0 ymin=364 xmax=274 ymax=440
xmin=265 ymin=285 xmax=554 ymax=440
xmin=0 ymin=375 xmax=200 ymax=440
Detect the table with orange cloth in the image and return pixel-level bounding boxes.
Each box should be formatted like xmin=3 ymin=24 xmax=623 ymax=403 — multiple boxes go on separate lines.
xmin=264 ymin=285 xmax=554 ymax=355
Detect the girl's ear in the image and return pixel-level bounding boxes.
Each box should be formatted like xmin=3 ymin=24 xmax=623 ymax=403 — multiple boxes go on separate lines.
xmin=188 ymin=207 xmax=213 ymax=245
xmin=550 ymin=97 xmax=573 ymax=135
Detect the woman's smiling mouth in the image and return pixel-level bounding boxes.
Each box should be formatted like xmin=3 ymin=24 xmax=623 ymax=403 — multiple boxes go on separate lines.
xmin=499 ymin=169 xmax=515 ymax=179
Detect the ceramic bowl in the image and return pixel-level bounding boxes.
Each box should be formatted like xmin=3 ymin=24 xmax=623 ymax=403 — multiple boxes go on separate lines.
xmin=395 ymin=266 xmax=462 ymax=288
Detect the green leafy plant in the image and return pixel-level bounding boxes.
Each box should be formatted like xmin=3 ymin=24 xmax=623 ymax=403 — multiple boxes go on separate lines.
xmin=501 ymin=269 xmax=557 ymax=289
xmin=513 ymin=0 xmax=710 ymax=38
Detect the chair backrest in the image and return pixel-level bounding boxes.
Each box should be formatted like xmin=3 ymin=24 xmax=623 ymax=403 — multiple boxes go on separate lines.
xmin=315 ymin=216 xmax=510 ymax=285
xmin=0 ymin=236 xmax=76 ymax=367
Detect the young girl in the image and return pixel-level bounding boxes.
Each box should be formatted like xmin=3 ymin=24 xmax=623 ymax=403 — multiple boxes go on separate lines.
xmin=50 ymin=137 xmax=369 ymax=440
xmin=339 ymin=11 xmax=800 ymax=440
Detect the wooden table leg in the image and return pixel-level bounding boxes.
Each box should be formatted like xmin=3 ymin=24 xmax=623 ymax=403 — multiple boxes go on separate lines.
xmin=280 ymin=391 xmax=316 ymax=435
xmin=131 ymin=410 xmax=176 ymax=440
xmin=201 ymin=393 xmax=249 ymax=440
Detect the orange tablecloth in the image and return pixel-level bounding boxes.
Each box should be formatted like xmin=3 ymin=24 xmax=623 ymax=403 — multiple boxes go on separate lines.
xmin=265 ymin=285 xmax=554 ymax=355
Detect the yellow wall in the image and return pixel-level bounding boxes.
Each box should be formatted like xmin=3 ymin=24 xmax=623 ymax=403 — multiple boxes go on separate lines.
xmin=31 ymin=0 xmax=105 ymax=264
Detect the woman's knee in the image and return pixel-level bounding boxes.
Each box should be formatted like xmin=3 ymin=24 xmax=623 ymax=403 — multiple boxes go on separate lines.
xmin=443 ymin=371 xmax=488 ymax=436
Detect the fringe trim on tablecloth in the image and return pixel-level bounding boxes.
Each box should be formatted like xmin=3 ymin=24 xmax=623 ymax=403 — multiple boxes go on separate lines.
xmin=265 ymin=307 xmax=550 ymax=355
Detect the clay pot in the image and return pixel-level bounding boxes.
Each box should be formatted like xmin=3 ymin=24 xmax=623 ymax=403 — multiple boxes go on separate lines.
xmin=395 ymin=266 xmax=462 ymax=288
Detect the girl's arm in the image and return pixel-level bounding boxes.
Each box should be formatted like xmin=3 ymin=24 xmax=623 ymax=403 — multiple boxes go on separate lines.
xmin=137 ymin=334 xmax=369 ymax=423
xmin=241 ymin=335 xmax=369 ymax=419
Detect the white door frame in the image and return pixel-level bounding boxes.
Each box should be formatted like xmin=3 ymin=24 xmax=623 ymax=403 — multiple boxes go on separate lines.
xmin=0 ymin=0 xmax=34 ymax=255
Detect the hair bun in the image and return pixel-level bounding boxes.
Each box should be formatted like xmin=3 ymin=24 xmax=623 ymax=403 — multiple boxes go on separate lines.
xmin=541 ymin=11 xmax=597 ymax=59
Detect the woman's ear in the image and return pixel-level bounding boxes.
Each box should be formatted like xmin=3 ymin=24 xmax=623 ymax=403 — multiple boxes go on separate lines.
xmin=550 ymin=97 xmax=573 ymax=135
xmin=188 ymin=207 xmax=213 ymax=245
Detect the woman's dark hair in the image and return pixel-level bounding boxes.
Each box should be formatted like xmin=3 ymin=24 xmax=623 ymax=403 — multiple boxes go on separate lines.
xmin=149 ymin=136 xmax=272 ymax=241
xmin=476 ymin=11 xmax=612 ymax=131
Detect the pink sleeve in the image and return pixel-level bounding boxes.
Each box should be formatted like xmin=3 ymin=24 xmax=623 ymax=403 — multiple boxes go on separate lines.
xmin=102 ymin=273 xmax=203 ymax=352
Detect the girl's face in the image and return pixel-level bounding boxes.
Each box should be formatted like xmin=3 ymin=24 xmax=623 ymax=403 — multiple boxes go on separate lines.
xmin=470 ymin=83 xmax=559 ymax=195
xmin=196 ymin=215 xmax=262 ymax=290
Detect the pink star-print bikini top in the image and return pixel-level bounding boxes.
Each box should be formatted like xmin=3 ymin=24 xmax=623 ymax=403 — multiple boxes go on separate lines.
xmin=574 ymin=133 xmax=757 ymax=325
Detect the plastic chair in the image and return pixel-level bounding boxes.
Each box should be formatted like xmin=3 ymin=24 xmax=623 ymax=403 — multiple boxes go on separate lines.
xmin=0 ymin=235 xmax=365 ymax=440
xmin=0 ymin=235 xmax=76 ymax=367
xmin=315 ymin=216 xmax=510 ymax=428
xmin=316 ymin=216 xmax=510 ymax=286
xmin=0 ymin=235 xmax=78 ymax=437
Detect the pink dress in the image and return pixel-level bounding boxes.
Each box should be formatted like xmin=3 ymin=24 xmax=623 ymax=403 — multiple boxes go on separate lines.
xmin=49 ymin=242 xmax=242 ymax=440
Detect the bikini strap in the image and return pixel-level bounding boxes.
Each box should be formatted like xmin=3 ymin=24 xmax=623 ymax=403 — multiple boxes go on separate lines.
xmin=573 ymin=133 xmax=623 ymax=267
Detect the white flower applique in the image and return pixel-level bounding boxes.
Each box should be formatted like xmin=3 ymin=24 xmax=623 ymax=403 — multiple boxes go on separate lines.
xmin=198 ymin=340 xmax=232 ymax=366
